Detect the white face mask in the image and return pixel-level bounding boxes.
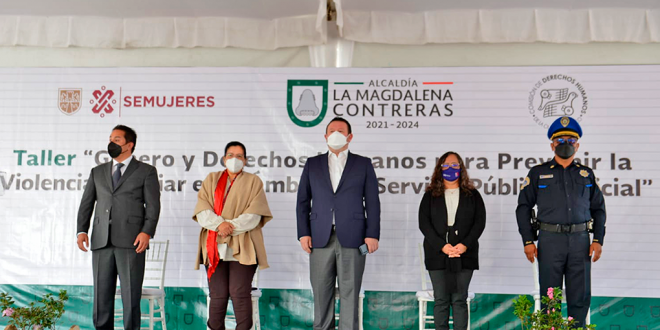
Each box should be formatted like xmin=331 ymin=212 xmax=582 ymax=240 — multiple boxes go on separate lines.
xmin=225 ymin=157 xmax=244 ymax=173
xmin=327 ymin=131 xmax=349 ymax=150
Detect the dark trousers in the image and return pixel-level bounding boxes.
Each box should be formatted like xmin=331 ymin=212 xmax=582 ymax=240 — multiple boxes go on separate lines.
xmin=92 ymin=246 xmax=146 ymax=330
xmin=538 ymin=230 xmax=591 ymax=327
xmin=207 ymin=260 xmax=257 ymax=330
xmin=428 ymin=269 xmax=473 ymax=330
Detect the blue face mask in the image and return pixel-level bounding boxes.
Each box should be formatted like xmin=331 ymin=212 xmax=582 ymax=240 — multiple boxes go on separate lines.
xmin=442 ymin=167 xmax=460 ymax=182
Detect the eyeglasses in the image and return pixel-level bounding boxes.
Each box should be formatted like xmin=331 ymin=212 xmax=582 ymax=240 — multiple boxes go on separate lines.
xmin=441 ymin=163 xmax=460 ymax=169
xmin=553 ymin=137 xmax=578 ymax=145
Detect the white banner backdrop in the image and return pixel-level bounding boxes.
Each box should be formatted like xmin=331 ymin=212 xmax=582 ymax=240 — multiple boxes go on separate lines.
xmin=0 ymin=67 xmax=658 ymax=298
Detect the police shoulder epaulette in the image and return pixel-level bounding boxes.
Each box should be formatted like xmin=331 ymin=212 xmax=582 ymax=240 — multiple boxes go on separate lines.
xmin=532 ymin=162 xmax=550 ymax=170
xmin=538 ymin=161 xmax=555 ymax=169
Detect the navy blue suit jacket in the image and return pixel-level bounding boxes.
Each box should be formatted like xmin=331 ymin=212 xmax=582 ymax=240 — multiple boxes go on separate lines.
xmin=297 ymin=151 xmax=381 ymax=248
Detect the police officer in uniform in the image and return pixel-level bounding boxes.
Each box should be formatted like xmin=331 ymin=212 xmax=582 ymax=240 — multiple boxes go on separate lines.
xmin=516 ymin=116 xmax=606 ymax=327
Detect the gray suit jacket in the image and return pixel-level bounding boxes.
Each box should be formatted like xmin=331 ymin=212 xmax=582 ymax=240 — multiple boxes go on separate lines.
xmin=77 ymin=158 xmax=161 ymax=250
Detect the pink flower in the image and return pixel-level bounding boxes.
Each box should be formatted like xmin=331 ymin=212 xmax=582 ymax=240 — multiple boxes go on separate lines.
xmin=547 ymin=287 xmax=554 ymax=299
xmin=568 ymin=316 xmax=574 ymax=321
xmin=552 ymin=308 xmax=556 ymax=312
xmin=551 ymin=328 xmax=555 ymax=330
xmin=2 ymin=308 xmax=14 ymax=317
xmin=33 ymin=326 xmax=42 ymax=330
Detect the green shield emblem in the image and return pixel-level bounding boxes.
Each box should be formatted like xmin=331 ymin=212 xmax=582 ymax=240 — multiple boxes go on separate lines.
xmin=287 ymin=80 xmax=328 ymax=127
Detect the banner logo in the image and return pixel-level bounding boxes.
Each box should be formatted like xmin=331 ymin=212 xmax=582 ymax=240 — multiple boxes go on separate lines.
xmin=528 ymin=75 xmax=588 ymax=129
xmin=539 ymin=88 xmax=576 ymax=117
xmin=91 ymin=86 xmax=116 ymax=117
xmin=287 ymin=80 xmax=328 ymax=127
xmin=58 ymin=89 xmax=82 ymax=115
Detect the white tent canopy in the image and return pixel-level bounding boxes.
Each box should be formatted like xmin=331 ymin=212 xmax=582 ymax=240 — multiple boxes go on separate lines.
xmin=338 ymin=0 xmax=660 ymax=44
xmin=3 ymin=0 xmax=660 ymax=68
xmin=0 ymin=0 xmax=326 ymax=49
xmin=3 ymin=0 xmax=660 ymax=51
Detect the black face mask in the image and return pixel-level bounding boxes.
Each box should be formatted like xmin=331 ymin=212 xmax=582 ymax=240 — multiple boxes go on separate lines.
xmin=555 ymin=143 xmax=575 ymax=159
xmin=107 ymin=142 xmax=125 ymax=158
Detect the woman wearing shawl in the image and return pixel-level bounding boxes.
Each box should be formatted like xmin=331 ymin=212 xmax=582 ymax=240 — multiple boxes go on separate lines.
xmin=192 ymin=141 xmax=273 ymax=330
xmin=418 ymin=151 xmax=486 ymax=330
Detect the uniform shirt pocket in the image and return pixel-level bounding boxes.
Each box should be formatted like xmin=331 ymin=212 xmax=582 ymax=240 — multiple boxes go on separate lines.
xmin=574 ymin=177 xmax=591 ymax=199
xmin=537 ymin=179 xmax=558 ymax=209
xmin=537 ymin=179 xmax=557 ymax=191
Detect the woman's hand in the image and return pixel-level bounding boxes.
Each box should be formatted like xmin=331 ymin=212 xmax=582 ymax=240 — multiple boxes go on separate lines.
xmin=216 ymin=222 xmax=235 ymax=238
xmin=454 ymin=243 xmax=467 ymax=255
xmin=442 ymin=244 xmax=461 ymax=258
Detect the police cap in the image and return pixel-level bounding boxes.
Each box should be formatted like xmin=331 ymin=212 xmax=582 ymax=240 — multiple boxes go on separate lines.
xmin=547 ymin=116 xmax=582 ymax=140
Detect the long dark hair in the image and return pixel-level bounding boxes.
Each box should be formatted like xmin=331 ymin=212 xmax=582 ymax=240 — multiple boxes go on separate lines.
xmin=426 ymin=151 xmax=475 ymax=198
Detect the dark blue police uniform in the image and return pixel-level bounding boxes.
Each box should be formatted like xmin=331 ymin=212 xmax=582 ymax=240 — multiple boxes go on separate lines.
xmin=515 ymin=116 xmax=606 ymax=326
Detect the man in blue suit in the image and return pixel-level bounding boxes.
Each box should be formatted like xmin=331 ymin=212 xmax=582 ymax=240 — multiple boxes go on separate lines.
xmin=297 ymin=117 xmax=381 ymax=330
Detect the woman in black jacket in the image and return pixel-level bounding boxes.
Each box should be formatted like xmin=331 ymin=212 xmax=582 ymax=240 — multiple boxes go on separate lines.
xmin=418 ymin=151 xmax=486 ymax=330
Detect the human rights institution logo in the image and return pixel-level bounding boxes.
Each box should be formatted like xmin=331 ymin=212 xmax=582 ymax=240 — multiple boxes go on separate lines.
xmin=527 ymin=74 xmax=588 ymax=129
xmin=287 ymin=80 xmax=328 ymax=127
xmin=58 ymin=88 xmax=82 ymax=115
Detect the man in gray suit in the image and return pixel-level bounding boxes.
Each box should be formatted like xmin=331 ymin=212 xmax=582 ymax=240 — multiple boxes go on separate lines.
xmin=76 ymin=125 xmax=161 ymax=330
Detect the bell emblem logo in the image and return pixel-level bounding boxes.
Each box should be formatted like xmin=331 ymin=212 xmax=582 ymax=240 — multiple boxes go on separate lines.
xmin=295 ymin=89 xmax=320 ymax=116
xmin=287 ymin=80 xmax=328 ymax=127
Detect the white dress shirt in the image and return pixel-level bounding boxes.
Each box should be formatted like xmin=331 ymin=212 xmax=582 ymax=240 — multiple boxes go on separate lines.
xmin=328 ymin=150 xmax=348 ymax=225
xmin=328 ymin=149 xmax=348 ymax=193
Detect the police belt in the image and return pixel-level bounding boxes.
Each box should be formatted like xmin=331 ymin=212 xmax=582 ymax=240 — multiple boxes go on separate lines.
xmin=538 ymin=222 xmax=588 ymax=234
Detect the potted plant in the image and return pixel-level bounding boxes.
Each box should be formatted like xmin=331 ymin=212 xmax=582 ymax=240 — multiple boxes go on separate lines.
xmin=513 ymin=287 xmax=596 ymax=330
xmin=0 ymin=289 xmax=72 ymax=330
